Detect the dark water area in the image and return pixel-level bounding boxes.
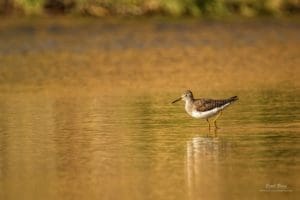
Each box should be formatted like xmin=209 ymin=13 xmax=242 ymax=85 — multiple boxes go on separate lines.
xmin=0 ymin=19 xmax=299 ymax=90
xmin=0 ymin=19 xmax=299 ymax=200
xmin=0 ymin=19 xmax=299 ymax=55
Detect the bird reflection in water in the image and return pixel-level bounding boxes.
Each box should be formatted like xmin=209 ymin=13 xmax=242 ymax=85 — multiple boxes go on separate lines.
xmin=185 ymin=135 xmax=233 ymax=200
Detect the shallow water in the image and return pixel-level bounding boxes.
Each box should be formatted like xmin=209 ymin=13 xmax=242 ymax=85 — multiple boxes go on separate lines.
xmin=0 ymin=19 xmax=300 ymax=200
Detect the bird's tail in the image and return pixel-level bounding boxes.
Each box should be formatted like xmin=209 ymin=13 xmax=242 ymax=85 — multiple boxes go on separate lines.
xmin=229 ymin=96 xmax=239 ymax=102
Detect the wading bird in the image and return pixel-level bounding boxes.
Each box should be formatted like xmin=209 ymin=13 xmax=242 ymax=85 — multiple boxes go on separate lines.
xmin=172 ymin=90 xmax=238 ymax=129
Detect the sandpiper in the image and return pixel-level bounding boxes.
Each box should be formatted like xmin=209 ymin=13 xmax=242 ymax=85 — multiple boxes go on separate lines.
xmin=172 ymin=90 xmax=238 ymax=129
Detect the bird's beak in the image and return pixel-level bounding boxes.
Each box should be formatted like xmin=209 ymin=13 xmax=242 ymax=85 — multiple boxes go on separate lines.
xmin=172 ymin=97 xmax=182 ymax=104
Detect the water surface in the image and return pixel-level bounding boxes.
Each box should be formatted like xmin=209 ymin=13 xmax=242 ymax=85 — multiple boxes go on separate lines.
xmin=0 ymin=19 xmax=300 ymax=200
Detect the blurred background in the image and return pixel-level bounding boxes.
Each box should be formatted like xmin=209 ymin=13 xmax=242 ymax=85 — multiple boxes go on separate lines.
xmin=0 ymin=0 xmax=299 ymax=17
xmin=0 ymin=1 xmax=300 ymax=200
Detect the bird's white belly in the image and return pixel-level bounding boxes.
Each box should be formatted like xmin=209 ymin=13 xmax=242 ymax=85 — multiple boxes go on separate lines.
xmin=189 ymin=103 xmax=230 ymax=119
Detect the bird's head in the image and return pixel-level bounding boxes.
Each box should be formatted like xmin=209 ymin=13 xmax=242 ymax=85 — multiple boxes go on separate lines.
xmin=172 ymin=90 xmax=193 ymax=104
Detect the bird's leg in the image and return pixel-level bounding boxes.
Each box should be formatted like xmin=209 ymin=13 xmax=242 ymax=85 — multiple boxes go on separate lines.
xmin=206 ymin=118 xmax=211 ymax=131
xmin=213 ymin=127 xmax=218 ymax=137
xmin=213 ymin=111 xmax=222 ymax=129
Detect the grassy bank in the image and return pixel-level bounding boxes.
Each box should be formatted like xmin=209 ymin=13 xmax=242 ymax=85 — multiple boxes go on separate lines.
xmin=0 ymin=0 xmax=299 ymax=17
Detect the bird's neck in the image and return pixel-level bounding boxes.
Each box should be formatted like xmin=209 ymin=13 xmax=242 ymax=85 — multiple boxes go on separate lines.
xmin=185 ymin=97 xmax=194 ymax=104
xmin=184 ymin=98 xmax=194 ymax=113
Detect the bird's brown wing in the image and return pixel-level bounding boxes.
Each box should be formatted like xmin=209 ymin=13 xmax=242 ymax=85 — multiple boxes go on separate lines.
xmin=194 ymin=96 xmax=238 ymax=112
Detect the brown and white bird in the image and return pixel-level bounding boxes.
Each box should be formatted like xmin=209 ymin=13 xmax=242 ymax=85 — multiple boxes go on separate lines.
xmin=172 ymin=90 xmax=238 ymax=129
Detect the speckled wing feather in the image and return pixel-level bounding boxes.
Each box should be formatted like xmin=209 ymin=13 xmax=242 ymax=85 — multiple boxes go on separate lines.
xmin=194 ymin=96 xmax=238 ymax=112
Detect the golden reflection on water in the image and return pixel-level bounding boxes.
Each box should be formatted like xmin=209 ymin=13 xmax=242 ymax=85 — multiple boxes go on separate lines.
xmin=0 ymin=19 xmax=300 ymax=200
xmin=185 ymin=132 xmax=300 ymax=200
xmin=0 ymin=88 xmax=299 ymax=200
